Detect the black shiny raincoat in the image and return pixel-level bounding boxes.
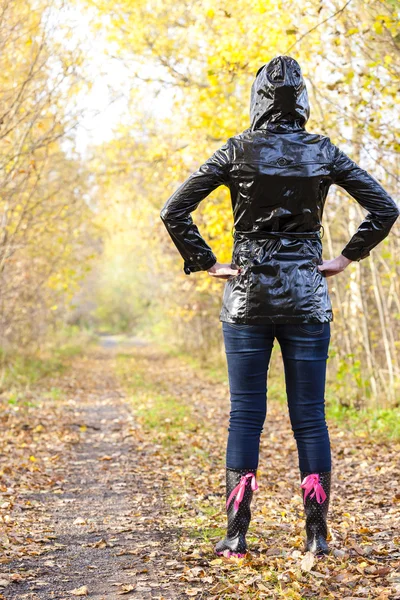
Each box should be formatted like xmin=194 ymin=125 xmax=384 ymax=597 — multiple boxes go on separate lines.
xmin=160 ymin=56 xmax=399 ymax=324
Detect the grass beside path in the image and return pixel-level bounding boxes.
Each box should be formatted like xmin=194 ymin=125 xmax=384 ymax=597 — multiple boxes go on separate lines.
xmin=163 ymin=345 xmax=400 ymax=443
xmin=115 ymin=341 xmax=400 ymax=600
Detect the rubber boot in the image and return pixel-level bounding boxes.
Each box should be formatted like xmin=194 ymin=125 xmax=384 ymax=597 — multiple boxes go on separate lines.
xmin=300 ymin=471 xmax=331 ymax=556
xmin=214 ymin=467 xmax=259 ymax=558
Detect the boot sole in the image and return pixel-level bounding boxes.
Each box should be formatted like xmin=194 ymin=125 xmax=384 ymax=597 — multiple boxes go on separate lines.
xmin=215 ymin=550 xmax=247 ymax=558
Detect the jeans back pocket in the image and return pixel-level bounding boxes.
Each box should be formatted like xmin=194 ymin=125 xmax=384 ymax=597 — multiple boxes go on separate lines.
xmin=296 ymin=323 xmax=325 ymax=335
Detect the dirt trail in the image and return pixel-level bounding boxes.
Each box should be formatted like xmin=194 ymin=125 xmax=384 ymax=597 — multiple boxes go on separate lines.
xmin=0 ymin=341 xmax=186 ymax=599
xmin=1 ymin=337 xmax=400 ymax=599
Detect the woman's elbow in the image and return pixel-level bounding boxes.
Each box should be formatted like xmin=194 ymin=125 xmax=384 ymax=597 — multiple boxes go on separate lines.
xmin=383 ymin=203 xmax=400 ymax=223
xmin=160 ymin=205 xmax=170 ymax=222
xmin=376 ymin=199 xmax=400 ymax=224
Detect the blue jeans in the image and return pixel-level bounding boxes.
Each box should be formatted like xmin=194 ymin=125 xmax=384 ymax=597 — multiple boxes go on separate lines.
xmin=222 ymin=321 xmax=331 ymax=473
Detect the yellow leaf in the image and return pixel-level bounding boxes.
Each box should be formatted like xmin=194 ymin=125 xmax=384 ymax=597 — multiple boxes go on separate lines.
xmin=69 ymin=586 xmax=88 ymax=596
xmin=118 ymin=584 xmax=135 ymax=594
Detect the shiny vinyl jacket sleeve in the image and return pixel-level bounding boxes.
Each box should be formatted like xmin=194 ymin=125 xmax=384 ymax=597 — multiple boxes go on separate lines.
xmin=160 ymin=140 xmax=231 ymax=274
xmin=330 ymin=144 xmax=400 ymax=262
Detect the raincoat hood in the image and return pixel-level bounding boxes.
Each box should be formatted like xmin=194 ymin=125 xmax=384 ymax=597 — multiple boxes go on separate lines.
xmin=250 ymin=55 xmax=310 ymax=132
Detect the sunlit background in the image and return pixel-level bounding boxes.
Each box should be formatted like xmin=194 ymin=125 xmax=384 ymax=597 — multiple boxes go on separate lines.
xmin=2 ymin=0 xmax=400 ymax=410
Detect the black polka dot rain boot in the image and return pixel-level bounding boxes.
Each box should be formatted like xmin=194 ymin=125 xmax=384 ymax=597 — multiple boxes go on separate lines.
xmin=214 ymin=467 xmax=259 ymax=558
xmin=300 ymin=471 xmax=331 ymax=556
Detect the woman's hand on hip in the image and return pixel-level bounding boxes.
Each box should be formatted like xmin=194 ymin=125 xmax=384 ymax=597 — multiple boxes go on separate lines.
xmin=317 ymin=254 xmax=353 ymax=278
xmin=208 ymin=262 xmax=241 ymax=280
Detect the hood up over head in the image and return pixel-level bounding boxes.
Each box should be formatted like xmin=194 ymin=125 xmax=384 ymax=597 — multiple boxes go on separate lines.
xmin=250 ymin=55 xmax=310 ymax=132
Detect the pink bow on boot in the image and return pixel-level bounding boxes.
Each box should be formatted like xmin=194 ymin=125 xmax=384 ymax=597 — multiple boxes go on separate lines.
xmin=301 ymin=473 xmax=327 ymax=504
xmin=226 ymin=472 xmax=259 ymax=512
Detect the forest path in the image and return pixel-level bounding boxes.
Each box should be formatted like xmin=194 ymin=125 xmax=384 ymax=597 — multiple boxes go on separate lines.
xmin=0 ymin=337 xmax=399 ymax=599
xmin=0 ymin=339 xmax=186 ymax=599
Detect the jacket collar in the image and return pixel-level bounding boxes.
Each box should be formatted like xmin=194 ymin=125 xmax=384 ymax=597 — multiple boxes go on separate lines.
xmin=256 ymin=120 xmax=306 ymax=133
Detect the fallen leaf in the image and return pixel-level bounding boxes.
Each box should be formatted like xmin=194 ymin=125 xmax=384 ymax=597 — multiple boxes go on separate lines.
xmin=69 ymin=585 xmax=88 ymax=596
xmin=117 ymin=584 xmax=136 ymax=594
xmin=93 ymin=539 xmax=107 ymax=548
xmin=300 ymin=551 xmax=315 ymax=572
xmin=350 ymin=540 xmax=365 ymax=555
xmin=265 ymin=547 xmax=281 ymax=556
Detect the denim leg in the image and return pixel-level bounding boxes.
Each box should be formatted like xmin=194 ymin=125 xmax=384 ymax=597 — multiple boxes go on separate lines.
xmin=276 ymin=323 xmax=331 ymax=473
xmin=222 ymin=322 xmax=274 ymax=471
